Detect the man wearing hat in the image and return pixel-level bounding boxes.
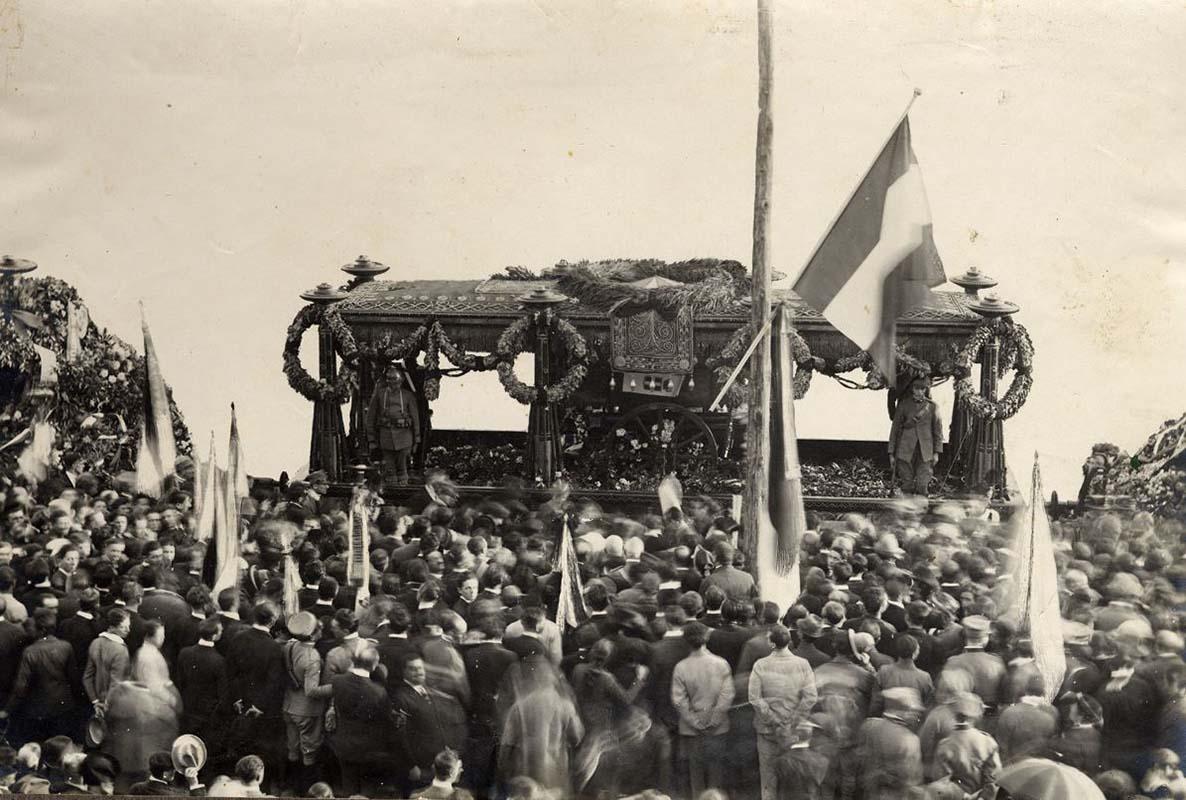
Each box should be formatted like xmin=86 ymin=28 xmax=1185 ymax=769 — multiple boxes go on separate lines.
xmin=855 ymin=686 xmax=925 ymax=799
xmin=367 ymin=363 xmax=422 ymax=488
xmin=943 ymin=615 xmax=1005 ymax=713
xmin=282 ymin=610 xmax=332 ymax=793
xmin=300 ymin=471 xmax=333 ymax=517
xmin=794 ymin=614 xmax=831 ymax=669
xmin=888 ymin=378 xmax=945 ymax=496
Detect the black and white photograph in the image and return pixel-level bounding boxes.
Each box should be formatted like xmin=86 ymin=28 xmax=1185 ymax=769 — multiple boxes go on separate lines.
xmin=2 ymin=1 xmax=1185 ymax=798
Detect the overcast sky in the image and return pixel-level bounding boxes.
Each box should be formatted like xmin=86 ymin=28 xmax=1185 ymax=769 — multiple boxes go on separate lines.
xmin=4 ymin=0 xmax=1184 ymax=498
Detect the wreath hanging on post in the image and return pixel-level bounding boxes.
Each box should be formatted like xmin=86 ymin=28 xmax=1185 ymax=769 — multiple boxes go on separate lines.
xmin=707 ymin=322 xmax=814 ymax=407
xmin=495 ymin=316 xmax=588 ymax=405
xmin=282 ymin=304 xmax=357 ymax=403
xmin=954 ymin=317 xmax=1034 ymax=420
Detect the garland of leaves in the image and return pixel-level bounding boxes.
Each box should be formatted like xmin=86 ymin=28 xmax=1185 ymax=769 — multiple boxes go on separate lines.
xmin=0 ymin=319 xmax=40 ymax=373
xmin=495 ymin=316 xmax=588 ymax=405
xmin=282 ymin=305 xmax=357 ymax=403
xmin=544 ymin=259 xmax=747 ymax=316
xmin=954 ymin=317 xmax=1034 ymax=420
xmin=707 ymin=322 xmax=814 ymax=407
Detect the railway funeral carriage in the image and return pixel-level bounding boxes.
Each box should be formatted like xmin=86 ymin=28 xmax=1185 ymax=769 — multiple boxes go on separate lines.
xmin=282 ymin=256 xmax=1033 ymax=502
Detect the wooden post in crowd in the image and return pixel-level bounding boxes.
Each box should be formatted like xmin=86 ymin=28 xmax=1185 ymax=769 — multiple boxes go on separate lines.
xmin=743 ymin=0 xmax=775 ymax=583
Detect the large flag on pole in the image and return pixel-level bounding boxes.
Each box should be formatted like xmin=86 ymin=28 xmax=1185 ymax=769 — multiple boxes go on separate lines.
xmin=194 ymin=433 xmax=219 ymax=543
xmin=792 ymin=101 xmax=945 ymax=378
xmin=212 ymin=406 xmax=246 ymax=596
xmin=555 ymin=517 xmax=588 ymax=630
xmin=756 ymin=303 xmax=805 ymax=612
xmin=134 ymin=305 xmax=177 ymax=498
xmin=1004 ymin=453 xmax=1066 ymax=702
xmin=346 ymin=487 xmax=372 ymax=612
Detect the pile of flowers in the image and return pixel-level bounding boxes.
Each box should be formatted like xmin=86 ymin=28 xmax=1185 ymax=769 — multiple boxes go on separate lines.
xmin=0 ymin=276 xmax=191 ymax=476
xmin=422 ymin=438 xmax=908 ymax=497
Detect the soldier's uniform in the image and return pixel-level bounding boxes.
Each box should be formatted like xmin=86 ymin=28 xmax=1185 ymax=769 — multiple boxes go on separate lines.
xmin=889 ymin=390 xmax=945 ymax=495
xmin=366 ymin=377 xmax=421 ymax=487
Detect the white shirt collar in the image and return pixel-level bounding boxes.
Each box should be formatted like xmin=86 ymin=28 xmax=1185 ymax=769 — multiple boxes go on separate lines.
xmin=198 ymin=639 xmax=215 ymax=648
xmin=348 ymin=667 xmax=370 ymax=678
xmin=344 ymin=632 xmax=359 ymax=641
xmin=663 ymin=630 xmax=683 ymax=639
xmin=251 ymin=624 xmax=271 ymax=634
xmin=76 ymin=611 xmax=94 ymax=620
xmin=99 ymin=632 xmax=125 ymax=645
xmin=221 ymin=611 xmax=240 ymax=620
xmin=191 ymin=611 xmax=205 ymax=620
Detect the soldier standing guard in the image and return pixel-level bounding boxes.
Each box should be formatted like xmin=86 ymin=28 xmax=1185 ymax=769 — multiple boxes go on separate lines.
xmin=366 ymin=364 xmax=421 ymax=488
xmin=888 ymin=378 xmax=945 ymax=496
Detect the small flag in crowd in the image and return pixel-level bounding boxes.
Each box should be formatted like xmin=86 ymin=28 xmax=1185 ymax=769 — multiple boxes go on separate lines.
xmin=1004 ymin=452 xmax=1066 ymax=702
xmin=346 ymin=486 xmax=371 ymax=592
xmin=658 ymin=473 xmax=683 ymax=516
xmin=555 ymin=517 xmax=587 ymax=630
xmin=194 ymin=432 xmax=219 ymax=543
xmin=792 ymin=112 xmax=945 ymax=378
xmin=212 ymin=405 xmax=246 ymax=596
xmin=755 ymin=303 xmax=806 ymax=610
xmin=134 ymin=305 xmax=177 ymax=498
xmin=16 ymin=421 xmax=56 ymax=484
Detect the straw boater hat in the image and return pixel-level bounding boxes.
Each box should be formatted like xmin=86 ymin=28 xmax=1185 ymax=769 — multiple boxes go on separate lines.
xmin=171 ymin=735 xmax=207 ymax=775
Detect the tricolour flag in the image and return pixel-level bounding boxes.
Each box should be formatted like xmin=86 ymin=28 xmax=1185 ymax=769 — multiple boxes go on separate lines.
xmin=792 ymin=114 xmax=945 ymax=378
xmin=1004 ymin=453 xmax=1066 ymax=702
xmin=755 ymin=303 xmax=805 ymax=613
xmin=134 ymin=306 xmax=177 ymax=498
xmin=555 ymin=517 xmax=587 ymax=630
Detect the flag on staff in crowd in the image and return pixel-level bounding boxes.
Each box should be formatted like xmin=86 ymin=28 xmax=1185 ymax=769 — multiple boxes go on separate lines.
xmin=658 ymin=473 xmax=683 ymax=516
xmin=1004 ymin=452 xmax=1066 ymax=702
xmin=281 ymin=523 xmax=300 ymax=618
xmin=212 ymin=405 xmax=246 ymax=595
xmin=346 ymin=486 xmax=371 ymax=611
xmin=556 ymin=517 xmax=588 ymax=630
xmin=15 ymin=421 xmax=55 ymax=483
xmin=194 ymin=432 xmax=219 ymax=543
xmin=755 ymin=303 xmax=806 ymax=610
xmin=134 ymin=304 xmax=177 ymax=498
xmin=792 ymin=108 xmax=945 ymax=379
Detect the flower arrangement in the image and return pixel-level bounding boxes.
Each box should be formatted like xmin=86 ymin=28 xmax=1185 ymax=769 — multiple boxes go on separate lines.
xmin=953 ymin=318 xmax=1034 ymax=420
xmin=0 ymin=318 xmax=40 ymax=372
xmin=494 ymin=316 xmax=588 ymax=405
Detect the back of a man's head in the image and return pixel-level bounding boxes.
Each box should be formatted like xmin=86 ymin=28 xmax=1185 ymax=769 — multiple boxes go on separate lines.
xmin=432 ymin=748 xmax=461 ymax=782
xmin=217 ymin=587 xmax=238 ymax=613
xmin=147 ymin=751 xmax=174 ymax=780
xmin=234 ymin=755 xmax=265 ymax=785
xmin=683 ymin=620 xmax=710 ymax=649
xmin=520 ymin=605 xmax=545 ymax=633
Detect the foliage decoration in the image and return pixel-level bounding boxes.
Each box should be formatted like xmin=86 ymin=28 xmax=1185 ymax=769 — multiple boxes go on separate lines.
xmin=954 ymin=317 xmax=1034 ymax=420
xmin=707 ymin=322 xmax=814 ymax=408
xmin=495 ymin=316 xmax=588 ymax=405
xmin=282 ymin=304 xmax=357 ymax=403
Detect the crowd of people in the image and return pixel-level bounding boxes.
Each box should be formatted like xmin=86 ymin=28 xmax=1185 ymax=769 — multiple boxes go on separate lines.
xmin=1 ymin=451 xmax=1185 ymax=800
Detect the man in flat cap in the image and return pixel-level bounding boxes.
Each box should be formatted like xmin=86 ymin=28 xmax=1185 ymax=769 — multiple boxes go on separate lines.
xmin=282 ymin=610 xmax=332 ymax=794
xmin=888 ymin=378 xmax=945 ymax=496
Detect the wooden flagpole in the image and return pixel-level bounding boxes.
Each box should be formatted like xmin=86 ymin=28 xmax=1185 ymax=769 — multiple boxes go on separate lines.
xmin=743 ymin=0 xmax=775 ymax=586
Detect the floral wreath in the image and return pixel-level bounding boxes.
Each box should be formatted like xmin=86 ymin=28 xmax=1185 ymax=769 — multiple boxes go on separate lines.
xmin=282 ymin=304 xmax=357 ymax=403
xmin=495 ymin=316 xmax=588 ymax=405
xmin=954 ymin=317 xmax=1034 ymax=420
xmin=708 ymin=322 xmax=813 ymax=407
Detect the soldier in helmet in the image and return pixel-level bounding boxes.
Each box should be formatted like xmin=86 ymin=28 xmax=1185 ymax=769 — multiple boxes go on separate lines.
xmin=366 ymin=364 xmax=421 ymax=488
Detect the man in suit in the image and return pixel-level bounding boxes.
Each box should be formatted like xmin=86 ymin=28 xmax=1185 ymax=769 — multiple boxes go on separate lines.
xmin=175 ymin=617 xmax=227 ymax=749
xmin=224 ymin=601 xmax=287 ymax=791
xmin=214 ymin=587 xmax=248 ymax=657
xmin=393 ymin=656 xmax=468 ymax=796
xmin=330 ymin=645 xmax=398 ymax=797
xmin=0 ymin=597 xmax=29 ymax=708
xmin=888 ymin=378 xmax=945 ymax=496
xmin=376 ymin=603 xmax=418 ymax=695
xmin=3 ymin=608 xmax=81 ymax=744
xmin=83 ymin=608 xmax=131 ymax=717
xmin=59 ymin=587 xmax=104 ymax=673
xmin=459 ymin=617 xmax=517 ymax=797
